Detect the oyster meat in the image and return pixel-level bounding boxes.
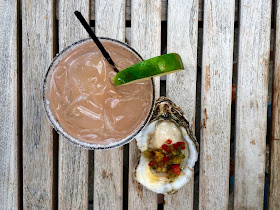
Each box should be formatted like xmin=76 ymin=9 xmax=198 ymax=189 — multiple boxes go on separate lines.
xmin=135 ymin=97 xmax=198 ymax=194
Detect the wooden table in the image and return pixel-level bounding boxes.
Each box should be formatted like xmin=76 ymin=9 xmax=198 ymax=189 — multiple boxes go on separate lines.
xmin=1 ymin=0 xmax=279 ymax=209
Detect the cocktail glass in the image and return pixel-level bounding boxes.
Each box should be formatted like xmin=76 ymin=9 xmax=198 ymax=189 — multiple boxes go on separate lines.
xmin=43 ymin=37 xmax=155 ymax=150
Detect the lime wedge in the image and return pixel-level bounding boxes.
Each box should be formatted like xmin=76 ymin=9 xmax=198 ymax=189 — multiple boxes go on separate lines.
xmin=113 ymin=53 xmax=184 ymax=86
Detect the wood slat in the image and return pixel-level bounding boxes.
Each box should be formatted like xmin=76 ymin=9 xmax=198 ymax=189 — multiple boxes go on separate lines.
xmin=234 ymin=0 xmax=272 ymax=208
xmin=199 ymin=0 xmax=235 ymax=209
xmin=268 ymin=0 xmax=280 ymax=209
xmin=128 ymin=0 xmax=161 ymax=209
xmin=94 ymin=1 xmax=125 ymax=209
xmin=58 ymin=1 xmax=89 ymax=209
xmin=0 ymin=1 xmax=19 ymax=209
xmin=22 ymin=0 xmax=54 ymax=209
xmin=165 ymin=0 xmax=198 ymax=209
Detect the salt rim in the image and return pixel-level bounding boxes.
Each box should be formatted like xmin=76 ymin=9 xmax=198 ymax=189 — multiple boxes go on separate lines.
xmin=43 ymin=37 xmax=155 ymax=150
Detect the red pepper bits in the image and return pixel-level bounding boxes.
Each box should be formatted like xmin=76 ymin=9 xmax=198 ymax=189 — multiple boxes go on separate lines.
xmin=173 ymin=141 xmax=185 ymax=150
xmin=166 ymin=139 xmax=172 ymax=144
xmin=162 ymin=144 xmax=168 ymax=150
xmin=163 ymin=155 xmax=170 ymax=164
xmin=171 ymin=164 xmax=181 ymax=175
xmin=143 ymin=141 xmax=186 ymax=178
xmin=148 ymin=161 xmax=155 ymax=167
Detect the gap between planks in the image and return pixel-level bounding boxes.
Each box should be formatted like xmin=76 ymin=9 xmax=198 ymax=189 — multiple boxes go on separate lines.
xmin=268 ymin=0 xmax=280 ymax=209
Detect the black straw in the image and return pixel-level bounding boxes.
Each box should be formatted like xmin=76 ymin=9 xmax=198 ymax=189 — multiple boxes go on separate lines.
xmin=74 ymin=11 xmax=119 ymax=73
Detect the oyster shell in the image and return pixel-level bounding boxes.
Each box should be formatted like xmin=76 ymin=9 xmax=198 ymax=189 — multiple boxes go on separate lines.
xmin=135 ymin=97 xmax=198 ymax=194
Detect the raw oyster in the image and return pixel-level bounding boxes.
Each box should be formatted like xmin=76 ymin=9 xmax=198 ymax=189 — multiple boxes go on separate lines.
xmin=135 ymin=97 xmax=198 ymax=194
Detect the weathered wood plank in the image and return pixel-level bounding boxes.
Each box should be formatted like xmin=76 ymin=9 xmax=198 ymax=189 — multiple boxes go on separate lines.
xmin=94 ymin=1 xmax=125 ymax=209
xmin=199 ymin=0 xmax=235 ymax=209
xmin=58 ymin=1 xmax=89 ymax=209
xmin=0 ymin=1 xmax=19 ymax=209
xmin=165 ymin=0 xmax=198 ymax=209
xmin=234 ymin=0 xmax=272 ymax=208
xmin=22 ymin=0 xmax=54 ymax=209
xmin=128 ymin=0 xmax=161 ymax=209
xmin=268 ymin=0 xmax=280 ymax=209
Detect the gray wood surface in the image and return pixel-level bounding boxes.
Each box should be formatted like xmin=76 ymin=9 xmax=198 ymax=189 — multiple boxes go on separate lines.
xmin=0 ymin=1 xmax=19 ymax=209
xmin=58 ymin=0 xmax=240 ymax=21
xmin=94 ymin=1 xmax=125 ymax=209
xmin=128 ymin=0 xmax=161 ymax=209
xmin=3 ymin=0 xmax=277 ymax=209
xmin=269 ymin=0 xmax=280 ymax=208
xmin=165 ymin=0 xmax=198 ymax=209
xmin=22 ymin=0 xmax=54 ymax=209
xmin=234 ymin=0 xmax=272 ymax=208
xmin=58 ymin=1 xmax=89 ymax=209
xmin=199 ymin=0 xmax=235 ymax=209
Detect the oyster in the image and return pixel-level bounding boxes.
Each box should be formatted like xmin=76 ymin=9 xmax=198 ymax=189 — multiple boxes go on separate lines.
xmin=135 ymin=97 xmax=198 ymax=194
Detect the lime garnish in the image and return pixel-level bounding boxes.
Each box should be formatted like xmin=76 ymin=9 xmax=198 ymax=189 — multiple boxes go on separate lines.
xmin=113 ymin=53 xmax=184 ymax=86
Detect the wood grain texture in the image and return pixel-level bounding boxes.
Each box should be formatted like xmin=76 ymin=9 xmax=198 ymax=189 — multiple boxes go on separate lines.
xmin=128 ymin=0 xmax=161 ymax=209
xmin=58 ymin=1 xmax=89 ymax=209
xmin=22 ymin=0 xmax=54 ymax=209
xmin=199 ymin=0 xmax=235 ymax=209
xmin=0 ymin=0 xmax=18 ymax=209
xmin=268 ymin=0 xmax=280 ymax=209
xmin=94 ymin=1 xmax=125 ymax=209
xmin=165 ymin=0 xmax=198 ymax=209
xmin=130 ymin=0 xmax=161 ymax=98
xmin=234 ymin=0 xmax=271 ymax=209
xmin=57 ymin=0 xmax=241 ymax=21
xmin=92 ymin=0 xmax=168 ymax=22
